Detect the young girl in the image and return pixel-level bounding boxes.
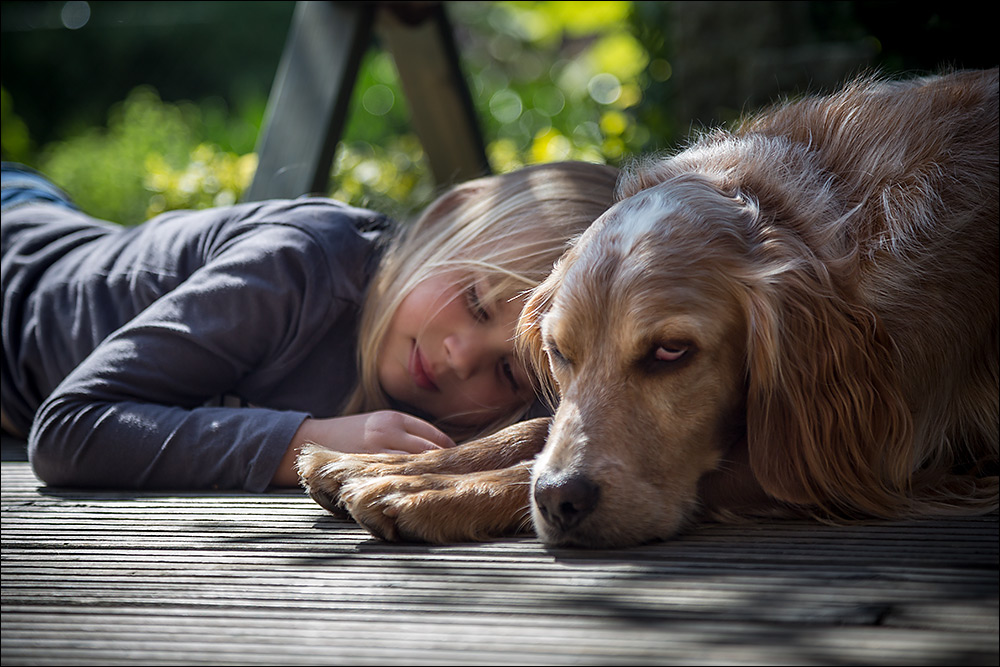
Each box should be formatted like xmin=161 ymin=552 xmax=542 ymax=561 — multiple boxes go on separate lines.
xmin=1 ymin=161 xmax=618 ymax=491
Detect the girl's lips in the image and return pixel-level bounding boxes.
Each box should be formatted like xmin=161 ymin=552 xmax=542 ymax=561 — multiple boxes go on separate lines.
xmin=409 ymin=341 xmax=438 ymax=391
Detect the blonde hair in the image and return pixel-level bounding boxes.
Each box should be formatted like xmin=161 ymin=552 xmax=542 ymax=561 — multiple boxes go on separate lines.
xmin=342 ymin=161 xmax=619 ymax=438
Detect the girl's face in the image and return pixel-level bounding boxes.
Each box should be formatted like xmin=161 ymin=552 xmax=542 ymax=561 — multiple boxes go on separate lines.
xmin=378 ymin=271 xmax=536 ymax=428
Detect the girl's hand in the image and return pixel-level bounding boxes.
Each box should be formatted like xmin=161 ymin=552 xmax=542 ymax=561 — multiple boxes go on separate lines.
xmin=271 ymin=412 xmax=456 ymax=486
xmin=300 ymin=411 xmax=456 ymax=455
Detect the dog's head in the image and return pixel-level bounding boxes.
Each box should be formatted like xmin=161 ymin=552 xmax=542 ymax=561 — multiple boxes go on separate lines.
xmin=518 ymin=163 xmax=912 ymax=548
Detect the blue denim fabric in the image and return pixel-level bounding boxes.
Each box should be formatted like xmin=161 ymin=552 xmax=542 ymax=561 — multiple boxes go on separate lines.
xmin=1 ymin=163 xmax=78 ymax=212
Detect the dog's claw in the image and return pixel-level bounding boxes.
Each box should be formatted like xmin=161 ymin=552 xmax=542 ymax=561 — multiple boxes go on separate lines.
xmin=352 ymin=511 xmax=399 ymax=542
xmin=306 ymin=486 xmax=350 ymax=519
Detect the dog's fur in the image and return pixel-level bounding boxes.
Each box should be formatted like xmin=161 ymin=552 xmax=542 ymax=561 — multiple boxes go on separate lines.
xmin=298 ymin=69 xmax=999 ymax=548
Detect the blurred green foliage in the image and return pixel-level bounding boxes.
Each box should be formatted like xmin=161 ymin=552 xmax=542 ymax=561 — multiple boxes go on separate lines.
xmin=455 ymin=0 xmax=647 ymax=168
xmin=3 ymin=1 xmax=650 ymax=225
xmin=302 ymin=0 xmax=656 ymax=220
xmin=3 ymin=85 xmax=262 ymax=223
xmin=2 ymin=1 xmax=994 ymax=225
xmin=1 ymin=86 xmax=33 ymax=164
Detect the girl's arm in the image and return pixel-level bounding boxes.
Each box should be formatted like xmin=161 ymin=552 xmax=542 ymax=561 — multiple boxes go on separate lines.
xmin=27 ymin=228 xmax=385 ymax=492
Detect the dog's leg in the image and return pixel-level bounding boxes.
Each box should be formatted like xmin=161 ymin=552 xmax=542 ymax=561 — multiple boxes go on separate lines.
xmin=339 ymin=464 xmax=535 ymax=542
xmin=297 ymin=417 xmax=549 ymax=523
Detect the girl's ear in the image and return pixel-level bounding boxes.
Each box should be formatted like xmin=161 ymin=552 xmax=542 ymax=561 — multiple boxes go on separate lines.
xmin=516 ymin=259 xmax=566 ymax=407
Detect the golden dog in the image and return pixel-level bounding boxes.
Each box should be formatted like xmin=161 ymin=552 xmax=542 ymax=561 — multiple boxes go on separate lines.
xmin=298 ymin=69 xmax=999 ymax=547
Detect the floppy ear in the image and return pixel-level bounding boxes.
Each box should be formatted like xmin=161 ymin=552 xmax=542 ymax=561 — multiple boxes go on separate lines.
xmin=516 ymin=261 xmax=566 ymax=408
xmin=741 ymin=255 xmax=915 ymax=518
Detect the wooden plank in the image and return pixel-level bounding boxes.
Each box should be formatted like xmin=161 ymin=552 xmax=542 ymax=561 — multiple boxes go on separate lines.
xmin=2 ymin=613 xmax=996 ymax=666
xmin=3 ymin=457 xmax=998 ymax=666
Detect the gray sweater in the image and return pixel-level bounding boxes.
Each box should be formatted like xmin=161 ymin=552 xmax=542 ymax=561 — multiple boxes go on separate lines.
xmin=2 ymin=198 xmax=389 ymax=491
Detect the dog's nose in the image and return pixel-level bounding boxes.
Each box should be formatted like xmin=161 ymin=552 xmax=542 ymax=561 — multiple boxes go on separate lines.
xmin=533 ymin=471 xmax=600 ymax=532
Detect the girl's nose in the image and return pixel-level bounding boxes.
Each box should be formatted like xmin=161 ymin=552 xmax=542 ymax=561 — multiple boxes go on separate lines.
xmin=445 ymin=326 xmax=508 ymax=382
xmin=444 ymin=330 xmax=485 ymax=381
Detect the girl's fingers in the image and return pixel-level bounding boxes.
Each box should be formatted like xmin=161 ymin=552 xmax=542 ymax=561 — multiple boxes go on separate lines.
xmin=383 ymin=436 xmax=437 ymax=454
xmin=394 ymin=431 xmax=452 ymax=454
xmin=401 ymin=415 xmax=456 ymax=450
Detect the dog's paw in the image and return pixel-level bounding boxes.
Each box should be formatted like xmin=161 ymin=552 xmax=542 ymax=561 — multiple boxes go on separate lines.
xmin=295 ymin=445 xmax=390 ymax=517
xmin=338 ymin=471 xmax=531 ymax=543
xmin=296 ymin=444 xmax=432 ymax=517
xmin=336 ymin=474 xmax=449 ymax=541
xmin=295 ymin=445 xmax=350 ymax=518
xmin=295 ymin=444 xmax=458 ymax=540
xmin=297 ymin=445 xmax=534 ymax=543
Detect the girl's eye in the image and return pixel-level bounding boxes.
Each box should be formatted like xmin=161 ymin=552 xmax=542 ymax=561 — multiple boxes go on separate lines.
xmin=500 ymin=358 xmax=519 ymax=392
xmin=465 ymin=283 xmax=490 ymax=322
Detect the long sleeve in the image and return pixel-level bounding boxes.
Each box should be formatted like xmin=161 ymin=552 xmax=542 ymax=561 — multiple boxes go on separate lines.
xmin=29 ymin=237 xmax=325 ymax=490
xmin=4 ymin=198 xmax=387 ymax=491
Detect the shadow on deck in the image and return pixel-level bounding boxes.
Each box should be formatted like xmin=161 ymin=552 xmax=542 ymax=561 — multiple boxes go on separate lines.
xmin=3 ymin=433 xmax=997 ymax=665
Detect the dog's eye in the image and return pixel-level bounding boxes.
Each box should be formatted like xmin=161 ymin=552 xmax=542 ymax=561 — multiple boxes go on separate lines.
xmin=545 ymin=343 xmax=570 ymax=367
xmin=654 ymin=344 xmax=689 ymax=363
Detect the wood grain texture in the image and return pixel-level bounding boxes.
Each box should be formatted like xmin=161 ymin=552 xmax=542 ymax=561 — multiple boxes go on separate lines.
xmin=2 ymin=436 xmax=997 ymax=666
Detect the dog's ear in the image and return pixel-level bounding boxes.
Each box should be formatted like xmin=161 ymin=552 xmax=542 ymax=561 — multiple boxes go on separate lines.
xmin=741 ymin=249 xmax=914 ymax=518
xmin=517 ymin=261 xmax=565 ymax=408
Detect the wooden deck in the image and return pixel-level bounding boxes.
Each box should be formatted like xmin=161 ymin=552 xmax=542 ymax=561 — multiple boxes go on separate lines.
xmin=3 ymin=433 xmax=997 ymax=665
